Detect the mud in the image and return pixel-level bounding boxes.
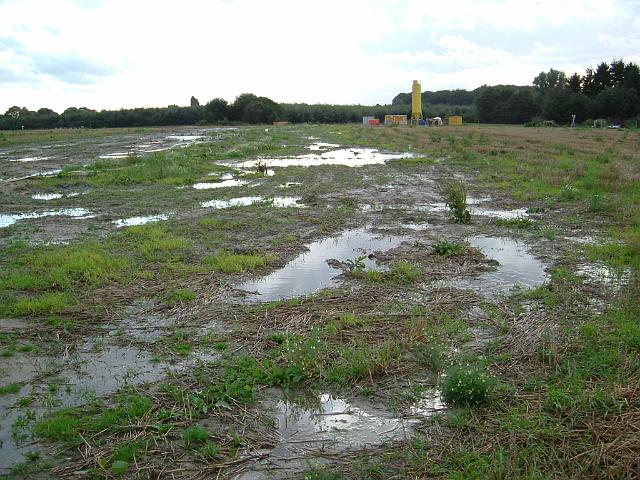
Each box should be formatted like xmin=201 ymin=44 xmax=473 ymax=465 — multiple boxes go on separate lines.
xmin=0 ymin=127 xmax=230 ymax=182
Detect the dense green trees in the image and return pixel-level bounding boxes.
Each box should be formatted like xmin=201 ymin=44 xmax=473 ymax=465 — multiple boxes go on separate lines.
xmin=2 ymin=59 xmax=639 ymax=130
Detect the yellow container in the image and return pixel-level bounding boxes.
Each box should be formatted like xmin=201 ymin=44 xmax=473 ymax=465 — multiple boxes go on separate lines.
xmin=411 ymin=80 xmax=422 ymax=123
xmin=385 ymin=115 xmax=407 ymax=125
xmin=448 ymin=116 xmax=463 ymax=126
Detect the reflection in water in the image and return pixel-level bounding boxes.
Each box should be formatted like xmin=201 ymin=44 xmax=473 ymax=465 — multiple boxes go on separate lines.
xmin=0 ymin=208 xmax=94 ymax=228
xmin=113 ymin=214 xmax=169 ymax=228
xmin=201 ymin=196 xmax=303 ymax=209
xmin=238 ymin=228 xmax=406 ymax=302
xmin=455 ymin=236 xmax=547 ymax=297
xmin=192 ymin=179 xmax=248 ymax=189
xmin=32 ymin=193 xmax=63 ymax=200
xmin=221 ymin=147 xmax=413 ymax=169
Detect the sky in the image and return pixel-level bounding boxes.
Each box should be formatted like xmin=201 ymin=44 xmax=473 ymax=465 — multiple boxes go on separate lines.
xmin=1 ymin=0 xmax=640 ymax=113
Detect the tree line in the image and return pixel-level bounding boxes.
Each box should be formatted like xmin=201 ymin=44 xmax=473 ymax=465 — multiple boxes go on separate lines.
xmin=2 ymin=59 xmax=639 ymax=130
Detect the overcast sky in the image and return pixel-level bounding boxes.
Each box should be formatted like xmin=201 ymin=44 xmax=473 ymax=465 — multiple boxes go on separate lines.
xmin=1 ymin=0 xmax=639 ymax=113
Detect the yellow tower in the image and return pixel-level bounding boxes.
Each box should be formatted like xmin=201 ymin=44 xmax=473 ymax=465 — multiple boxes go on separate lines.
xmin=411 ymin=80 xmax=422 ymax=124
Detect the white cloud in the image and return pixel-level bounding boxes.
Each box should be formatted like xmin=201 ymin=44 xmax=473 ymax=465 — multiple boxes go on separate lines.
xmin=1 ymin=0 xmax=639 ymax=112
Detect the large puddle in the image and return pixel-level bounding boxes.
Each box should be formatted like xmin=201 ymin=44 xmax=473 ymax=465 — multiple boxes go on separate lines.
xmin=235 ymin=389 xmax=443 ymax=479
xmin=0 ymin=332 xmax=220 ymax=473
xmin=201 ymin=196 xmax=303 ymax=209
xmin=192 ymin=179 xmax=249 ymax=190
xmin=455 ymin=236 xmax=547 ymax=297
xmin=0 ymin=208 xmax=94 ymax=228
xmin=113 ymin=214 xmax=169 ymax=228
xmin=418 ymin=197 xmax=529 ymax=220
xmin=220 ymin=147 xmax=413 ymax=169
xmin=238 ymin=228 xmax=406 ymax=302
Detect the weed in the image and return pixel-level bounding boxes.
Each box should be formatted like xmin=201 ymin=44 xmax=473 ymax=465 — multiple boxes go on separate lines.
xmin=204 ymin=250 xmax=268 ymax=273
xmin=0 ymin=382 xmax=21 ymax=395
xmin=495 ymin=216 xmax=533 ymax=229
xmin=111 ymin=460 xmax=129 ymax=475
xmin=346 ymin=255 xmax=367 ymax=276
xmin=442 ymin=365 xmax=492 ymax=407
xmin=560 ymin=184 xmax=579 ymax=201
xmin=182 ymin=426 xmax=209 ymax=447
xmin=587 ymin=193 xmax=608 ymax=212
xmin=440 ymin=179 xmax=471 ymax=223
xmin=165 ymin=288 xmax=196 ymax=306
xmin=201 ymin=441 xmax=220 ymax=459
xmin=432 ymin=238 xmax=465 ymax=257
xmin=413 ymin=344 xmax=447 ymax=372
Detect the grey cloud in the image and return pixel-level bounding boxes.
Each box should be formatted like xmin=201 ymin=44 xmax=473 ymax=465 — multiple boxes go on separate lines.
xmin=31 ymin=53 xmax=114 ymax=84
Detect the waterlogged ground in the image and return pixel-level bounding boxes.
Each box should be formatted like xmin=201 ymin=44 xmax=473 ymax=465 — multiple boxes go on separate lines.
xmin=0 ymin=124 xmax=638 ymax=479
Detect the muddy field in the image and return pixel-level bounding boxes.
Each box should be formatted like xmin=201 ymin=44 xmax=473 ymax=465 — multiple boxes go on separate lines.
xmin=0 ymin=124 xmax=638 ymax=479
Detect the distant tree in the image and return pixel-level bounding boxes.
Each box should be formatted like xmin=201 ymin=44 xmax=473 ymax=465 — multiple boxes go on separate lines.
xmin=4 ymin=106 xmax=32 ymax=118
xmin=543 ymin=88 xmax=590 ymax=123
xmin=203 ymin=98 xmax=229 ymax=123
xmin=592 ymin=87 xmax=640 ymax=119
xmin=190 ymin=96 xmax=200 ymax=108
xmin=610 ymin=59 xmax=626 ymax=87
xmin=566 ymin=73 xmax=582 ymax=93
xmin=37 ymin=108 xmax=58 ymax=115
xmin=623 ymin=62 xmax=640 ymax=92
xmin=592 ymin=62 xmax=612 ymax=95
xmin=533 ymin=68 xmax=567 ymax=93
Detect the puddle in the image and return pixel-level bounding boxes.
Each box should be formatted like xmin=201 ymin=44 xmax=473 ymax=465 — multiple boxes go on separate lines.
xmin=192 ymin=179 xmax=248 ymax=190
xmin=31 ymin=193 xmax=63 ymax=200
xmin=418 ymin=197 xmax=528 ymax=219
xmin=238 ymin=228 xmax=406 ymax=302
xmin=166 ymin=135 xmax=204 ymax=141
xmin=278 ymin=182 xmax=302 ymax=188
xmin=9 ymin=156 xmax=49 ymax=163
xmin=307 ymin=142 xmax=340 ymax=151
xmin=454 ymin=236 xmax=547 ymax=298
xmin=220 ymin=148 xmax=413 ymax=169
xmin=1 ymin=169 xmax=62 ymax=183
xmin=98 ymin=151 xmax=130 ymax=159
xmin=0 ymin=208 xmax=94 ymax=228
xmin=201 ymin=196 xmax=303 ymax=209
xmin=236 ymin=389 xmax=445 ymax=479
xmin=0 ymin=336 xmax=220 ymax=473
xmin=113 ymin=214 xmax=169 ymax=228
xmin=409 ymin=388 xmax=447 ymax=416
xmin=208 ymin=172 xmax=235 ymax=180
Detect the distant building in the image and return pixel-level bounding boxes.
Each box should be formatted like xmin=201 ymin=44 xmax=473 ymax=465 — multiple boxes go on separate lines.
xmin=384 ymin=115 xmax=407 ymax=126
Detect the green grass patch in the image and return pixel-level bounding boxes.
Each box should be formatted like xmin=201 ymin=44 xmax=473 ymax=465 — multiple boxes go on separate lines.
xmin=204 ymin=250 xmax=269 ymax=273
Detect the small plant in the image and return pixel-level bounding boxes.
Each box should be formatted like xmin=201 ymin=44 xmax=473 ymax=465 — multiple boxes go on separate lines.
xmin=346 ymin=255 xmax=367 ymax=276
xmin=165 ymin=288 xmax=196 ymax=306
xmin=0 ymin=382 xmax=21 ymax=395
xmin=182 ymin=426 xmax=209 ymax=447
xmin=442 ymin=365 xmax=492 ymax=407
xmin=413 ymin=344 xmax=447 ymax=372
xmin=495 ymin=216 xmax=533 ymax=229
xmin=560 ymin=184 xmax=579 ymax=201
xmin=201 ymin=441 xmax=220 ymax=459
xmin=432 ymin=238 xmax=465 ymax=257
xmin=588 ymin=193 xmax=607 ymax=212
xmin=440 ymin=179 xmax=471 ymax=223
xmin=255 ymin=159 xmax=269 ymax=175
